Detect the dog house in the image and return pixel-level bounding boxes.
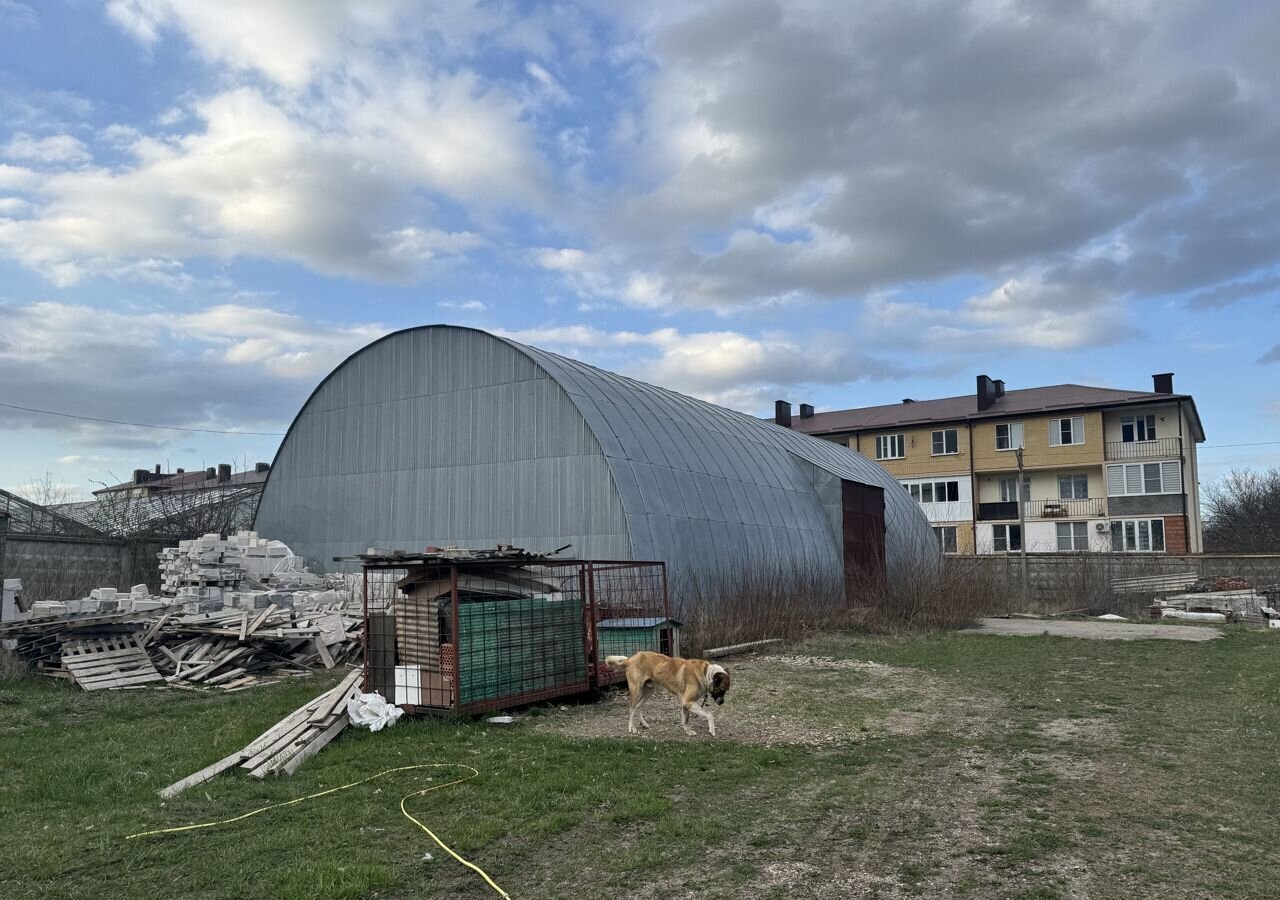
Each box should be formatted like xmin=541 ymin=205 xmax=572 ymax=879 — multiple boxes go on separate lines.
xmin=358 ymin=550 xmax=669 ymax=714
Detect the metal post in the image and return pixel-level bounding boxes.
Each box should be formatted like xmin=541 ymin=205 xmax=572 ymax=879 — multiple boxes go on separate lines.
xmin=1016 ymin=447 xmax=1029 ymax=609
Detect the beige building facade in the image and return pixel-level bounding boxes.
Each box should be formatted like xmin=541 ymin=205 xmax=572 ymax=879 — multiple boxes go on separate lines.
xmin=779 ymin=375 xmax=1205 ymax=556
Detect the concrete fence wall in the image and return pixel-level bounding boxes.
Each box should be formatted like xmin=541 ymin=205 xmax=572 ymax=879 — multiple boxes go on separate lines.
xmin=0 ymin=530 xmax=171 ymax=606
xmin=944 ymin=552 xmax=1280 ymax=614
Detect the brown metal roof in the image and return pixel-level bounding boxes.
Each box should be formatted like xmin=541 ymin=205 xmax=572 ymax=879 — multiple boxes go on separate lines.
xmin=789 ymin=384 xmax=1205 ymax=440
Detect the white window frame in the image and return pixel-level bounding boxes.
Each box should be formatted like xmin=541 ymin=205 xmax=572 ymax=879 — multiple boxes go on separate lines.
xmin=1056 ymin=521 xmax=1089 ymax=551
xmin=931 ymin=428 xmax=959 ymax=456
xmin=933 ymin=526 xmax=958 ymax=554
xmin=1048 ymin=416 xmax=1085 ymax=446
xmin=1120 ymin=414 xmax=1157 ymax=443
xmin=1106 ymin=462 xmax=1181 ymax=496
xmin=1058 ymin=474 xmax=1089 ymax=500
xmin=995 ymin=422 xmax=1024 ymax=451
xmin=999 ymin=477 xmax=1030 ymax=503
xmin=1110 ymin=518 xmax=1166 ymax=553
xmin=875 ymin=433 xmax=905 ymax=460
xmin=992 ymin=523 xmax=1022 ymax=552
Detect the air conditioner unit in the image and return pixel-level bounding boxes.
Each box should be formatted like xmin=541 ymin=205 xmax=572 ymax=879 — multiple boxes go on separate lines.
xmin=1094 ymin=522 xmax=1109 ymax=532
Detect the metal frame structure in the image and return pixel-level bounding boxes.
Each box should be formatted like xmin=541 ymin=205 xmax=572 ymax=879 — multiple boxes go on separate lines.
xmin=358 ymin=554 xmax=670 ymax=715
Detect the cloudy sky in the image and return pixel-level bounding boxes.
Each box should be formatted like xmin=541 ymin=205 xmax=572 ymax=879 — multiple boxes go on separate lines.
xmin=1 ymin=0 xmax=1278 ymax=498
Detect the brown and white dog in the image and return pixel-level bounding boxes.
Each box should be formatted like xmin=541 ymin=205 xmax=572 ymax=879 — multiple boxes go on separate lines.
xmin=604 ymin=651 xmax=731 ymax=737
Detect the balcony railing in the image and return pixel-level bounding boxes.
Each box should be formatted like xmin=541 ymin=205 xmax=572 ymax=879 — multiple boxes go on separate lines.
xmin=977 ymin=498 xmax=1107 ymax=521
xmin=977 ymin=501 xmax=1019 ymax=521
xmin=1025 ymin=498 xmax=1106 ymax=519
xmin=1105 ymin=436 xmax=1182 ymax=461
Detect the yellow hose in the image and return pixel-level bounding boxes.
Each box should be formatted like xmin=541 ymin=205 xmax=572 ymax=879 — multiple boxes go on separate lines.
xmin=126 ymin=763 xmax=511 ymax=899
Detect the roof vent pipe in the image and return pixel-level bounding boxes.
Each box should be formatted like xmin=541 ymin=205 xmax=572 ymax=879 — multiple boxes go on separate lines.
xmin=902 ymin=398 xmax=915 ymax=404
xmin=774 ymin=400 xmax=793 ymax=428
xmin=1153 ymin=372 xmax=1174 ymax=394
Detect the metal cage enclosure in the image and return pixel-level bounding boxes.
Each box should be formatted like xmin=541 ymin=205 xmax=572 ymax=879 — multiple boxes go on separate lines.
xmin=361 ymin=557 xmax=670 ymax=715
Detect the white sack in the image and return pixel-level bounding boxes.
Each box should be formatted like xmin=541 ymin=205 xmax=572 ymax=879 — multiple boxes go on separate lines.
xmin=346 ymin=691 xmax=405 ymax=732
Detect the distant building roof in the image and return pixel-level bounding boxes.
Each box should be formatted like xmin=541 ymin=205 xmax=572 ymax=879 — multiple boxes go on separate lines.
xmin=93 ymin=463 xmax=270 ymax=496
xmin=790 ymin=383 xmax=1205 ymax=441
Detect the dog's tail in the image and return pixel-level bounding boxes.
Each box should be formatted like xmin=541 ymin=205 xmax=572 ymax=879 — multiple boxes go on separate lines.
xmin=604 ymin=655 xmax=631 ymax=668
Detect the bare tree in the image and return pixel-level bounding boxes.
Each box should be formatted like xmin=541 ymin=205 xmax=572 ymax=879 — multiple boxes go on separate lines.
xmin=16 ymin=472 xmax=84 ymax=506
xmin=1203 ymin=468 xmax=1280 ymax=552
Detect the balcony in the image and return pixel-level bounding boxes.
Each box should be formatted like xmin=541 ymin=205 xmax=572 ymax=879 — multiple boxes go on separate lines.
xmin=1105 ymin=436 xmax=1182 ymax=461
xmin=977 ymin=501 xmax=1019 ymax=521
xmin=1026 ymin=498 xmax=1106 ymax=519
xmin=977 ymin=498 xmax=1107 ymax=521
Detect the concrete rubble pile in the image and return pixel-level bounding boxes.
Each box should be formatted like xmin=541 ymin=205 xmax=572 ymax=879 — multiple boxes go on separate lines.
xmin=1147 ymin=575 xmax=1280 ymax=626
xmin=0 ymin=532 xmax=362 ymax=692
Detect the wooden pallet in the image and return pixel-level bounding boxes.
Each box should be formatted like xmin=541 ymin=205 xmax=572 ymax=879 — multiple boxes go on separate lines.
xmin=60 ymin=635 xmax=165 ymax=691
xmin=158 ymin=668 xmax=364 ymax=797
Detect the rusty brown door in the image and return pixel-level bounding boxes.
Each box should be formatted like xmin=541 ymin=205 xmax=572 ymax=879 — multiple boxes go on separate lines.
xmin=841 ymin=480 xmax=886 ymax=576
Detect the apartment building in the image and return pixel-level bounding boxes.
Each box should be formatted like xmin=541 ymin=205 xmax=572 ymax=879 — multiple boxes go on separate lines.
xmin=776 ymin=374 xmax=1205 ymax=555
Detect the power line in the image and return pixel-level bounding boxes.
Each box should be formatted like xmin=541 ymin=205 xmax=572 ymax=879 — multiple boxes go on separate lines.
xmin=0 ymin=401 xmax=286 ymax=436
xmin=1201 ymin=440 xmax=1280 ymax=449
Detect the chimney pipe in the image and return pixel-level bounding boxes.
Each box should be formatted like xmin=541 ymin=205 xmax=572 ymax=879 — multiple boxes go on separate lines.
xmin=205 ymin=467 xmax=216 ymax=480
xmin=1153 ymin=372 xmax=1174 ymax=394
xmin=993 ymin=379 xmax=1005 ymax=399
xmin=976 ymin=375 xmax=997 ymax=411
xmin=774 ymin=400 xmax=793 ymax=428
xmin=133 ymin=468 xmax=148 ymax=485
xmin=154 ymin=464 xmax=162 ymax=475
xmin=217 ymin=463 xmax=231 ymax=483
xmin=176 ymin=468 xmax=184 ymax=474
xmin=255 ymin=462 xmax=271 ymax=473
xmin=799 ymin=404 xmax=814 ymax=420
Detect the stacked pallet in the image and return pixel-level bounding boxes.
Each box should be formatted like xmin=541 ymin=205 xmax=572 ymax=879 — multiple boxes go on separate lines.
xmin=155 ymin=606 xmax=362 ymax=691
xmin=59 ymin=635 xmax=165 ymax=691
xmin=1111 ymin=572 xmax=1199 ymax=595
xmin=159 ymin=669 xmax=364 ymax=797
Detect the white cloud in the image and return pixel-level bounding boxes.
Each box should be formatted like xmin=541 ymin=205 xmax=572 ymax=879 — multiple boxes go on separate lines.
xmin=0 ymin=1 xmax=36 ymax=30
xmin=497 ymin=323 xmax=907 ymax=410
xmin=105 ymin=0 xmax=407 ymax=88
xmin=3 ymin=133 xmax=90 ymax=165
xmin=437 ymin=299 xmax=487 ymax=312
xmin=0 ymin=300 xmax=389 ymax=444
xmin=0 ymin=86 xmax=508 ymax=284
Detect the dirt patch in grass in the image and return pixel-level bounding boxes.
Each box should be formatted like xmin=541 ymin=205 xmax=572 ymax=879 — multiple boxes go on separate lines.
xmin=1038 ymin=717 xmax=1118 ymax=744
xmin=531 ymin=652 xmax=1002 ymax=748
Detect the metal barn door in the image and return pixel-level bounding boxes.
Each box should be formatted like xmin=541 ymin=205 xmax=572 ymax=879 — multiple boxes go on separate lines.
xmin=841 ymin=480 xmax=886 ymax=576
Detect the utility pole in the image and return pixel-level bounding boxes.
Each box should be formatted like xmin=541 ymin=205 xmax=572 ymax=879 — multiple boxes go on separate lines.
xmin=1015 ymin=446 xmax=1029 ymax=610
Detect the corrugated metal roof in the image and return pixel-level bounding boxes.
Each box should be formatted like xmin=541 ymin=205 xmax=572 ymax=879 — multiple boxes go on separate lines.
xmin=255 ymin=326 xmax=939 ymax=588
xmin=790 ymin=384 xmax=1204 ymax=439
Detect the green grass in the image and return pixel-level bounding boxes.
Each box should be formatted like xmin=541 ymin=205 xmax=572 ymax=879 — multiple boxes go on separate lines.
xmin=3 ymin=628 xmax=1280 ymax=898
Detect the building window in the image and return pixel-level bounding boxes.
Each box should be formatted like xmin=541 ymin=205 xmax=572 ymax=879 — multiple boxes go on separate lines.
xmin=1106 ymin=462 xmax=1182 ymax=496
xmin=1048 ymin=416 xmax=1085 ymax=446
xmin=931 ymin=428 xmax=959 ymax=455
xmin=933 ymin=526 xmax=958 ymax=554
xmin=999 ymin=477 xmax=1030 ymax=502
xmin=902 ymin=479 xmax=962 ymax=504
xmin=875 ymin=434 xmax=905 ymax=460
xmin=1058 ymin=474 xmax=1089 ymax=500
xmin=1121 ymin=414 xmax=1157 ymax=443
xmin=995 ymin=422 xmax=1024 ymax=451
xmin=1110 ymin=519 xmax=1166 ymax=552
xmin=1056 ymin=521 xmax=1089 ymax=551
xmin=992 ymin=524 xmax=1022 ymax=552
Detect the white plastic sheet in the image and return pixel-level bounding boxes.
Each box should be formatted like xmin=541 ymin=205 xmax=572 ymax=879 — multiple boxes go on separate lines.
xmin=347 ymin=691 xmax=405 ymax=732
